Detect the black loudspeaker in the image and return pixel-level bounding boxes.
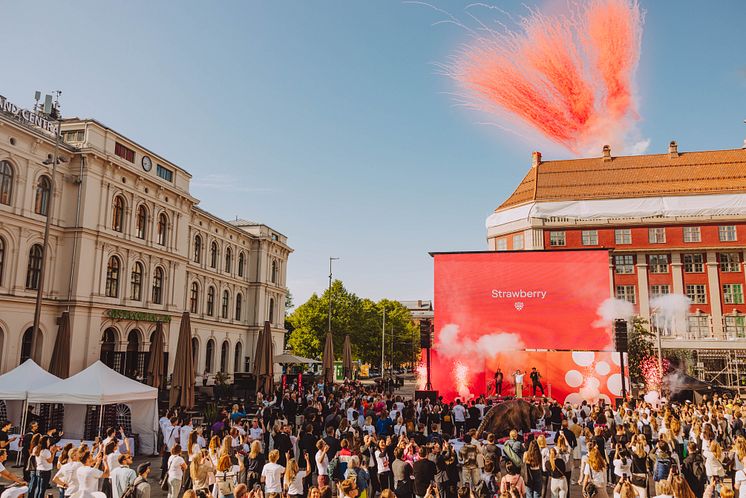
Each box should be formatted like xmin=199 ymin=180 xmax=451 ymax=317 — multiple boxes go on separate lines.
xmin=415 ymin=390 xmax=438 ymax=403
xmin=233 ymin=373 xmax=257 ymax=392
xmin=420 ymin=320 xmax=432 ymax=348
xmin=614 ymin=319 xmax=629 ymax=352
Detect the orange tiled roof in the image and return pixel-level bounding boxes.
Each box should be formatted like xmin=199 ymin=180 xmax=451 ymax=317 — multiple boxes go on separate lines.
xmin=497 ymin=148 xmax=746 ymax=211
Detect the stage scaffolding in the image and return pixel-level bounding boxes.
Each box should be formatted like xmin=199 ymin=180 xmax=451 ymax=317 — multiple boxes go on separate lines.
xmin=691 ymin=349 xmax=746 ymax=397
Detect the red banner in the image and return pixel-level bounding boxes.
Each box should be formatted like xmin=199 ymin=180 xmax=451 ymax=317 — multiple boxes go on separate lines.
xmin=431 ymin=250 xmax=614 ymax=401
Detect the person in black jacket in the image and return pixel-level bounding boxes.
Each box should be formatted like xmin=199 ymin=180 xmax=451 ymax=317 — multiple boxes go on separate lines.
xmin=413 ymin=447 xmax=437 ymax=498
xmin=681 ymin=441 xmax=707 ymax=497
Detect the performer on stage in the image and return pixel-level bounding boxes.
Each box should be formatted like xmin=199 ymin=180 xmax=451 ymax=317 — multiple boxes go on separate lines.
xmin=530 ymin=367 xmax=545 ymax=396
xmin=513 ymin=369 xmax=524 ymax=398
xmin=494 ymin=368 xmax=503 ymax=396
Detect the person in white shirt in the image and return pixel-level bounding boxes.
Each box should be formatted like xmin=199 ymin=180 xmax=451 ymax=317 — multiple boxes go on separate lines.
xmin=735 ymin=456 xmax=746 ymax=498
xmin=261 ymin=450 xmax=285 ymax=496
xmin=160 ymin=418 xmax=179 ymax=480
xmin=166 ymin=445 xmax=186 ymax=498
xmin=315 ymin=440 xmax=330 ymax=487
xmin=514 ymin=370 xmax=525 ymax=398
xmin=179 ymin=421 xmax=193 ymax=456
xmin=110 ymin=454 xmax=136 ymax=498
xmin=53 ymin=449 xmax=82 ymax=498
xmin=452 ymin=400 xmax=467 ymax=436
xmin=0 ymin=449 xmax=27 ymax=487
xmin=284 ymin=454 xmax=311 ymax=498
xmin=33 ymin=436 xmax=59 ymax=498
xmin=76 ymin=447 xmax=110 ymax=498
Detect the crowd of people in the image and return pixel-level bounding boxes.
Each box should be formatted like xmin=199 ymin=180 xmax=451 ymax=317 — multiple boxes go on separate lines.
xmin=1 ymin=379 xmax=746 ymax=498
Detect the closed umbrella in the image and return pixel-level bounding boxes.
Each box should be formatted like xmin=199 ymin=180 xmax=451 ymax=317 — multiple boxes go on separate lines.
xmin=49 ymin=311 xmax=71 ymax=378
xmin=322 ymin=332 xmax=335 ymax=384
xmin=146 ymin=322 xmax=165 ymax=388
xmin=169 ymin=312 xmax=195 ymax=408
xmin=253 ymin=321 xmax=274 ymax=394
xmin=342 ymin=335 xmax=353 ymax=380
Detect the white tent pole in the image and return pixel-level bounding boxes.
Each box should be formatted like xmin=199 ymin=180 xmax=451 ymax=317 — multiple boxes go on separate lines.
xmin=97 ymin=404 xmax=104 ymax=437
xmin=15 ymin=399 xmax=29 ymax=465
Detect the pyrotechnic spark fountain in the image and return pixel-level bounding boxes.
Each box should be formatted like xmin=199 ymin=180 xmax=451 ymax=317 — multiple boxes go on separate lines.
xmin=640 ymin=355 xmax=670 ymax=391
xmin=453 ymin=361 xmax=471 ymax=399
xmin=416 ymin=364 xmax=428 ymax=390
xmin=449 ymin=0 xmax=643 ymax=153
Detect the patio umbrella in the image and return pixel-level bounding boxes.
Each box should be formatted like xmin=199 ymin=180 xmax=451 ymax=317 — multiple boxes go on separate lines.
xmin=253 ymin=321 xmax=274 ymax=394
xmin=322 ymin=331 xmax=335 ymax=384
xmin=342 ymin=335 xmax=353 ymax=380
xmin=169 ymin=312 xmax=195 ymax=408
xmin=49 ymin=311 xmax=71 ymax=378
xmin=146 ymin=322 xmax=165 ymax=388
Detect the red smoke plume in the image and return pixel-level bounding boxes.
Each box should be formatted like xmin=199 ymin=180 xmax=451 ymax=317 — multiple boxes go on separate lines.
xmin=452 ymin=0 xmax=642 ymax=153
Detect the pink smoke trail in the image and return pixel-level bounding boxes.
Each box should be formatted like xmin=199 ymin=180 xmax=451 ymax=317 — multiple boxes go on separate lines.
xmin=451 ymin=0 xmax=642 ymax=153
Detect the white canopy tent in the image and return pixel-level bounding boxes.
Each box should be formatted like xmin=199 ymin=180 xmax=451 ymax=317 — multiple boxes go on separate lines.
xmin=28 ymin=361 xmax=158 ymax=455
xmin=0 ymin=359 xmax=61 ymax=430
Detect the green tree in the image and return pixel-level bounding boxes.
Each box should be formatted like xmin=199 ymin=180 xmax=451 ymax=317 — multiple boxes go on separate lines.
xmin=628 ymin=316 xmax=655 ymax=384
xmin=286 ymin=280 xmax=418 ymax=366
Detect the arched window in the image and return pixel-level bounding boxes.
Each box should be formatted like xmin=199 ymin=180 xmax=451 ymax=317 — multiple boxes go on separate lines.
xmin=221 ymin=290 xmax=230 ymax=319
xmin=235 ymin=293 xmax=242 ymax=321
xmin=0 ymin=237 xmax=5 ymax=286
xmin=220 ymin=341 xmax=229 ymax=373
xmin=190 ymin=282 xmax=199 ymax=313
xmin=125 ymin=329 xmax=140 ymax=379
xmin=112 ymin=196 xmax=125 ymax=232
xmin=205 ymin=339 xmax=215 ymax=373
xmin=269 ymin=298 xmax=275 ymax=324
xmin=20 ymin=327 xmax=42 ymax=363
xmin=238 ymin=252 xmax=245 ymax=277
xmin=234 ymin=342 xmax=243 ymax=373
xmin=225 ymin=247 xmax=232 ymax=273
xmin=206 ymin=286 xmax=215 ymax=316
xmin=191 ymin=337 xmax=199 ymax=369
xmin=130 ymin=262 xmax=143 ymax=301
xmin=152 ymin=267 xmax=163 ymax=304
xmin=210 ymin=242 xmax=218 ymax=269
xmin=193 ymin=235 xmax=202 ymax=263
xmin=157 ymin=213 xmax=168 ymax=246
xmin=34 ymin=176 xmax=51 ymax=216
xmin=271 ymin=260 xmax=278 ymax=284
xmin=26 ymin=244 xmax=43 ymax=290
xmin=135 ymin=205 xmax=148 ymax=239
xmin=100 ymin=328 xmax=117 ymax=368
xmin=0 ymin=161 xmax=13 ymax=205
xmin=105 ymin=256 xmax=121 ymax=298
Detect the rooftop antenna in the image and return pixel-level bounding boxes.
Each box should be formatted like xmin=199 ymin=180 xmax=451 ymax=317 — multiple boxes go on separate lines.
xmin=34 ymin=91 xmax=41 ymax=113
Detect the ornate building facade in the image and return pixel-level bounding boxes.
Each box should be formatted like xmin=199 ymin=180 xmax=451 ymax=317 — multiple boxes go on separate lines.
xmin=487 ymin=143 xmax=746 ymax=391
xmin=0 ymin=97 xmax=291 ymax=384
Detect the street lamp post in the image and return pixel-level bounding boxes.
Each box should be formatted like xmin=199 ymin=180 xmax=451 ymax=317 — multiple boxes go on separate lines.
xmin=30 ymin=93 xmax=62 ymax=362
xmin=381 ymin=305 xmax=386 ymax=374
xmin=327 ymin=257 xmax=339 ymax=335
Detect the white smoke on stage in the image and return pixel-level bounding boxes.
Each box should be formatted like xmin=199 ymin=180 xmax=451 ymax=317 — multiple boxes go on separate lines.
xmin=436 ymin=324 xmax=525 ymax=358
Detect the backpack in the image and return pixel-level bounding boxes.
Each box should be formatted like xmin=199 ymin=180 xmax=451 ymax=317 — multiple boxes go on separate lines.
xmin=328 ymin=456 xmax=343 ymax=481
xmin=121 ymin=480 xmax=144 ymax=498
xmin=690 ymin=455 xmax=707 ymax=483
xmin=653 ymin=457 xmax=671 ymax=482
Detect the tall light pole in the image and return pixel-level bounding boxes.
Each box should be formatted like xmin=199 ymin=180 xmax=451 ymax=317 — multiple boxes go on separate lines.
xmin=30 ymin=92 xmax=63 ymax=362
xmin=381 ymin=305 xmax=386 ymax=375
xmin=327 ymin=257 xmax=339 ymax=335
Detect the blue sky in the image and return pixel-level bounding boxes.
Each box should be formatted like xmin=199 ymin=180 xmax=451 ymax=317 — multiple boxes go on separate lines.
xmin=2 ymin=1 xmax=745 ymax=306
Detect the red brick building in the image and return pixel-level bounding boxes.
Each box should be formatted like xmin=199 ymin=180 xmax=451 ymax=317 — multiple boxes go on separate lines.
xmin=487 ymin=143 xmax=746 ymax=391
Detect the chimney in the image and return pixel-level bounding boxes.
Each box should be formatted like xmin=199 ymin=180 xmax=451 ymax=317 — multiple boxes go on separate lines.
xmin=742 ymin=139 xmax=746 ymax=149
xmin=669 ymin=140 xmax=679 ymax=158
xmin=531 ymin=151 xmax=542 ymax=168
xmin=602 ymin=144 xmax=611 ymax=161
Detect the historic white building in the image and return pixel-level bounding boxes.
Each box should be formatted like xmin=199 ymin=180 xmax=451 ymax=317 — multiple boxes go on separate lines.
xmin=0 ymin=96 xmax=291 ymax=384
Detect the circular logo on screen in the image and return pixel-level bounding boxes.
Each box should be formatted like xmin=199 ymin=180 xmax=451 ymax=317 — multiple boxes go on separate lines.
xmin=514 ymin=302 xmax=524 ymax=311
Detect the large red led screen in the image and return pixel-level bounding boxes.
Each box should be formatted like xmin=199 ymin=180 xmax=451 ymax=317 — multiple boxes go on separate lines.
xmin=431 ymin=250 xmax=613 ymax=401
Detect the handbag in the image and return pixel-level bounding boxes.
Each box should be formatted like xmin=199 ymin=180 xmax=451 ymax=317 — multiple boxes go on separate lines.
xmin=217 ymin=474 xmax=235 ymax=496
xmin=583 ymin=481 xmax=597 ymax=497
xmin=630 ymin=473 xmax=646 ymax=488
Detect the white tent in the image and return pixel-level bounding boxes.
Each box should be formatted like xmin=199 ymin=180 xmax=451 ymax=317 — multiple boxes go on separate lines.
xmin=0 ymin=359 xmax=61 ymax=429
xmin=28 ymin=361 xmax=158 ymax=455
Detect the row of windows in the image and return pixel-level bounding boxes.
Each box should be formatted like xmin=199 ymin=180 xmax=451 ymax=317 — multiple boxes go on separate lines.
xmin=615 ymin=283 xmax=744 ymax=305
xmin=110 ymin=195 xmax=169 ymax=245
xmin=193 ymin=234 xmax=282 ymax=284
xmin=613 ymin=253 xmax=742 ymax=274
xmin=191 ymin=337 xmax=244 ymax=374
xmin=549 ymin=225 xmax=739 ymax=247
xmin=105 ymin=257 xmax=165 ymax=304
xmin=0 ymin=161 xmax=52 ymax=216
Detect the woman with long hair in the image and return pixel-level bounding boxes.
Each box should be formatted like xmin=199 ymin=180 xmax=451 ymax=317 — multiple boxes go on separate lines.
xmin=244 ymin=440 xmax=265 ymax=490
xmin=190 ymin=449 xmax=214 ymax=497
xmin=613 ymin=479 xmax=638 ymax=498
xmin=284 ymin=455 xmax=311 ymax=498
xmin=582 ymin=447 xmax=609 ymax=498
xmin=33 ymin=436 xmax=58 ymax=498
xmin=25 ymin=434 xmax=42 ymax=498
xmin=705 ymin=441 xmax=726 ymax=479
xmin=669 ymin=474 xmax=697 ymax=498
xmin=214 ymin=455 xmax=237 ymax=498
xmin=166 ymin=444 xmax=186 ymax=498
xmin=523 ymin=440 xmax=543 ymax=498
xmin=554 ymin=434 xmax=572 ymax=489
xmin=547 ymin=448 xmax=567 ymax=498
